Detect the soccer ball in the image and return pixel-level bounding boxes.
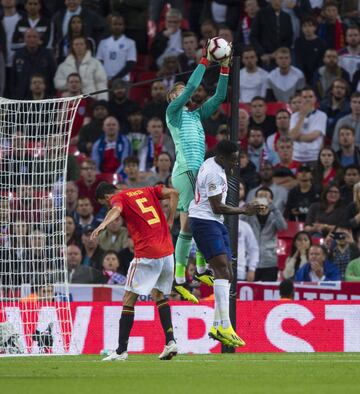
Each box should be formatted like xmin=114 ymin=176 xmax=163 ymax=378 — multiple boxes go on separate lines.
xmin=208 ymin=37 xmax=232 ymax=62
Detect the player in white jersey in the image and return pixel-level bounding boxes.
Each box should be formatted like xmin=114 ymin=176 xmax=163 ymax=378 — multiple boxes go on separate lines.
xmin=189 ymin=140 xmax=262 ymax=347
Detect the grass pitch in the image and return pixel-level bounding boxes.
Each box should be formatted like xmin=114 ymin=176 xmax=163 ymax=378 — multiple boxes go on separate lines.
xmin=1 ymin=353 xmax=360 ymax=394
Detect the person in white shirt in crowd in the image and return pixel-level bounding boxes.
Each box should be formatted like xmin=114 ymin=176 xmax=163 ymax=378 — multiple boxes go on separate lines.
xmin=54 ymin=36 xmax=108 ymax=100
xmin=338 ymin=26 xmax=360 ymax=82
xmin=266 ymin=109 xmax=291 ymax=156
xmin=267 ymin=47 xmax=305 ymax=103
xmin=332 ymin=92 xmax=360 ymax=151
xmin=239 ymin=46 xmax=268 ymax=103
xmin=1 ymin=0 xmax=21 ymax=93
xmin=237 ymin=180 xmax=259 ymax=281
xmin=289 ymin=86 xmax=327 ymax=166
xmin=150 ymin=8 xmax=184 ymax=68
xmin=247 ymin=127 xmax=276 ymax=171
xmin=96 ymin=13 xmax=136 ymax=82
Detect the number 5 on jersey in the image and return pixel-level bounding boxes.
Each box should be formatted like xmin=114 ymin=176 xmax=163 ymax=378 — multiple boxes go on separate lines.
xmin=135 ymin=197 xmax=160 ymax=225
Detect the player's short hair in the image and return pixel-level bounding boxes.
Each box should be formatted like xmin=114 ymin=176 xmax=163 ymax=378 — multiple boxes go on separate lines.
xmin=215 ymin=140 xmax=239 ymax=157
xmin=279 ymin=279 xmax=294 ymax=299
xmin=123 ymin=156 xmax=140 ymax=166
xmin=166 ymin=82 xmax=185 ymax=103
xmin=339 ymin=124 xmax=355 ymax=135
xmin=95 ymin=182 xmax=117 ymax=201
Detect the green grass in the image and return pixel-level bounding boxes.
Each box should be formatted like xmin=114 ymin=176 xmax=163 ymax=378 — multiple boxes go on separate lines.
xmin=1 ymin=353 xmax=360 ymax=394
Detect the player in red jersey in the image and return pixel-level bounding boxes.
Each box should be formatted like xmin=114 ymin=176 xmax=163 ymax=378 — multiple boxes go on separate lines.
xmin=91 ymin=182 xmax=179 ymax=361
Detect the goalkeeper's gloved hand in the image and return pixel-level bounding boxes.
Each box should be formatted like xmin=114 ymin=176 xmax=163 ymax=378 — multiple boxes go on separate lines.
xmin=200 ymin=39 xmax=211 ymax=67
xmin=219 ymin=42 xmax=233 ymax=68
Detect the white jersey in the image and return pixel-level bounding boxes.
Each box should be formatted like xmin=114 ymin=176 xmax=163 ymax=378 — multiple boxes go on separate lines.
xmin=96 ymin=35 xmax=137 ymax=81
xmin=189 ymin=157 xmax=227 ymax=223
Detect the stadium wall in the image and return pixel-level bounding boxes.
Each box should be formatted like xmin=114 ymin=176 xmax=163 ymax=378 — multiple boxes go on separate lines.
xmin=1 ymin=301 xmax=360 ymax=354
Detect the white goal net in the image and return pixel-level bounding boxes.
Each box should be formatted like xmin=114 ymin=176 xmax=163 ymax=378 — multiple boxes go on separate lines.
xmin=0 ymin=97 xmax=82 ymax=355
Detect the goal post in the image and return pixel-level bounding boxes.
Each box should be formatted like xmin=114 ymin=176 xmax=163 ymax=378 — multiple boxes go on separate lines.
xmin=0 ymin=96 xmax=82 ymax=355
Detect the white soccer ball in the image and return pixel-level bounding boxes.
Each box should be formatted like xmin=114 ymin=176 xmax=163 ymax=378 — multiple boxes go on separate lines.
xmin=208 ymin=37 xmax=232 ymax=62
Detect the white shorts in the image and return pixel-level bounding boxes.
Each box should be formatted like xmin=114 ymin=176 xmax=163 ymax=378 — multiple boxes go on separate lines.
xmin=125 ymin=254 xmax=174 ymax=296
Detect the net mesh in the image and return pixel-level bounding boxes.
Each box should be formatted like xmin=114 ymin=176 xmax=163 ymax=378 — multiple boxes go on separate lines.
xmin=0 ymin=96 xmax=82 ymax=355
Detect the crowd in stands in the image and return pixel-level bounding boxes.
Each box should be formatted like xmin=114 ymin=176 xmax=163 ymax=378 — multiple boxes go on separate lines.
xmin=2 ymin=0 xmax=360 ymax=299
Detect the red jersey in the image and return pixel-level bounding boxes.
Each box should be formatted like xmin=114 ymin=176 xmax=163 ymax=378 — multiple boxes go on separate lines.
xmin=110 ymin=185 xmax=174 ymax=259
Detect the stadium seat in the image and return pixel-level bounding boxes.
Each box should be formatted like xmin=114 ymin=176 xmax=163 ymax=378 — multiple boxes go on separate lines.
xmin=278 ymin=221 xmax=305 ymax=239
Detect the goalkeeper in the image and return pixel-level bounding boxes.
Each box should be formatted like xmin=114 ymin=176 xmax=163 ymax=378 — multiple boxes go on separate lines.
xmin=166 ymin=41 xmax=231 ymax=303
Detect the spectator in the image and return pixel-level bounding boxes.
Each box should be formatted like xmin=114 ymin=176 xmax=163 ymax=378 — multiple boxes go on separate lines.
xmin=250 ymin=0 xmax=293 ymax=69
xmin=12 ymin=0 xmax=52 ymax=50
xmin=80 ymin=224 xmax=105 ymax=270
xmin=332 ymin=92 xmax=360 ymax=151
xmin=318 ymin=1 xmax=345 ymax=51
xmin=27 ymin=73 xmax=47 ymax=100
xmin=96 ymin=13 xmax=136 ymax=82
xmin=237 ymin=218 xmax=259 ymax=281
xmin=338 ymin=26 xmax=360 ymax=83
xmin=289 ymin=86 xmax=327 ymax=166
xmin=125 ymin=107 xmax=148 ymax=156
xmin=249 ymin=96 xmax=276 ymax=139
xmin=76 ymin=159 xmax=103 ymax=214
xmin=66 ymin=214 xmax=81 ymax=247
xmin=279 ymin=279 xmax=295 ymax=300
xmin=111 ymin=0 xmax=148 ymax=54
xmin=63 ymin=73 xmax=95 ymax=145
xmin=157 ymin=54 xmax=180 ymax=91
xmin=81 ymin=0 xmax=111 ymax=17
xmin=313 ymin=49 xmax=350 ymax=100
xmin=272 ymin=138 xmax=299 ymax=190
xmin=239 ymin=150 xmax=260 ymax=191
xmin=100 ymin=250 xmax=126 ymax=285
xmin=325 ymin=224 xmax=360 ymax=280
xmin=177 ymin=31 xmax=198 ymax=82
xmin=345 ymin=256 xmax=360 ymax=281
xmin=238 ymin=108 xmax=250 ymax=151
xmin=1 ymin=0 xmax=22 ymax=95
xmin=66 ymin=181 xmax=79 ymax=216
xmin=284 ymin=165 xmax=319 ymax=222
xmin=52 ymin=0 xmax=108 ymax=49
xmin=218 ymin=24 xmax=233 ymax=44
xmin=54 ymin=36 xmax=108 ymax=100
xmin=336 ymin=125 xmax=360 ymax=167
xmin=74 ymin=197 xmax=101 ymax=230
xmin=201 ymin=104 xmax=228 ymax=138
xmin=347 ymin=181 xmax=360 ymax=239
xmin=142 ymin=81 xmax=168 ymax=125
xmin=294 ymin=16 xmax=327 ymax=85
xmin=267 ymin=47 xmax=305 ymax=103
xmin=295 ymin=244 xmax=341 ymax=281
xmin=305 ymin=184 xmax=346 ymax=236
xmin=123 ymin=156 xmax=152 ymax=188
xmin=281 ymin=0 xmax=312 ymax=44
xmin=247 ymin=127 xmax=267 ymax=171
xmin=239 ymin=46 xmax=268 ymax=103
xmin=67 ymin=244 xmax=102 ymax=284
xmin=77 ymin=99 xmax=109 ymax=156
xmin=150 ymin=8 xmax=184 ymax=69
xmin=147 ymin=152 xmax=173 ymax=185
xmin=237 ymin=0 xmax=260 ymax=49
xmin=340 ymin=165 xmax=360 ymax=205
xmin=242 ymin=186 xmax=287 ymax=281
xmin=98 ymin=216 xmax=128 ymax=253
xmin=283 ymin=231 xmax=312 ymax=279
xmin=320 ymin=78 xmax=351 ymax=139
xmin=199 ymin=19 xmax=218 ymax=47
xmin=266 ymin=109 xmax=291 ymax=156
xmin=200 ymin=1 xmax=241 ymax=32
xmin=11 ymin=28 xmax=55 ymax=99
xmin=91 ymin=116 xmax=131 ymax=176
xmin=58 ymin=15 xmax=96 ymax=62
xmin=138 ymin=117 xmax=175 ymax=172
xmin=108 ymin=78 xmax=139 ymax=129
xmin=247 ymin=161 xmax=288 ymax=213
xmin=289 ymin=91 xmax=303 ymax=113
xmin=312 ymin=147 xmax=343 ymax=190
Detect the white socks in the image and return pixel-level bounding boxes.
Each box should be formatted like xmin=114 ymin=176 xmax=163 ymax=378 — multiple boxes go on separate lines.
xmin=213 ymin=279 xmax=230 ymax=329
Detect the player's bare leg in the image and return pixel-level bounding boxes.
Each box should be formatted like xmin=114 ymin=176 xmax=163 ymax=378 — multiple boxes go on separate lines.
xmin=151 ymin=289 xmax=178 ymax=360
xmin=207 ymin=254 xmax=245 ymax=348
xmin=102 ymin=291 xmax=138 ymax=361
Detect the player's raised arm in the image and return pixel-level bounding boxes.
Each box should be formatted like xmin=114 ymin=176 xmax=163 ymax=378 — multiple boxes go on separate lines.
xmin=91 ymin=206 xmax=122 ymax=239
xmin=159 ymin=186 xmax=179 ymax=229
xmin=166 ymin=42 xmax=211 ymax=122
xmin=199 ymin=49 xmax=231 ymax=120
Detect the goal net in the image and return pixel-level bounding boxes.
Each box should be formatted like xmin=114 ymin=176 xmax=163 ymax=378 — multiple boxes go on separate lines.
xmin=0 ymin=97 xmax=82 ymax=355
